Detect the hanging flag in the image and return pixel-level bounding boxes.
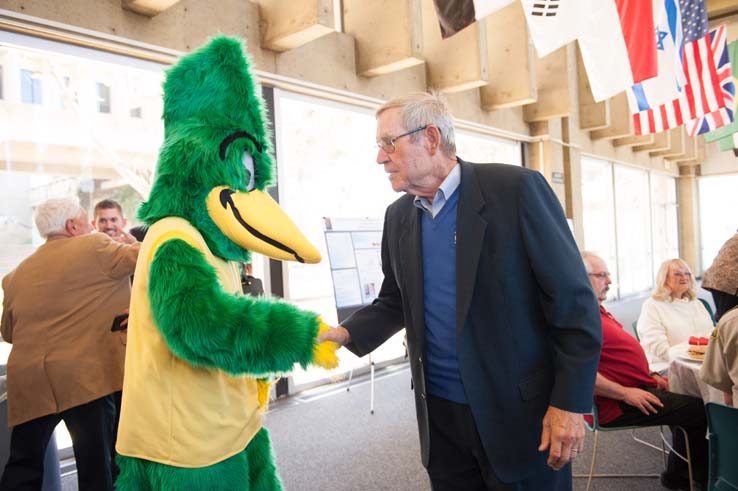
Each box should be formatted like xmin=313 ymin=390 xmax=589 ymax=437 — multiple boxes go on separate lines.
xmin=716 ymin=132 xmax=738 ymax=151
xmin=522 ymin=0 xmax=633 ymax=102
xmin=632 ymin=7 xmax=730 ymax=135
xmin=521 ymin=0 xmax=584 ymax=57
xmin=626 ymin=0 xmax=684 ymax=113
xmin=431 ymin=0 xmax=514 ymax=38
xmin=702 ymin=40 xmax=738 ymax=141
xmin=615 ymin=0 xmax=657 ymax=83
xmin=685 ymin=32 xmax=735 ymax=136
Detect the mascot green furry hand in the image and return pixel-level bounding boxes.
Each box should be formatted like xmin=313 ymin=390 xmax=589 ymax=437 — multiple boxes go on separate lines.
xmin=114 ymin=36 xmax=339 ymax=491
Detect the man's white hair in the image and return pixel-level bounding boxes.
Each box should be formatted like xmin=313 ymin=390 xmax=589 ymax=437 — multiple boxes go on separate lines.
xmin=34 ymin=197 xmax=85 ymax=239
xmin=580 ymin=250 xmax=599 ymax=274
xmin=376 ymin=91 xmax=457 ymax=157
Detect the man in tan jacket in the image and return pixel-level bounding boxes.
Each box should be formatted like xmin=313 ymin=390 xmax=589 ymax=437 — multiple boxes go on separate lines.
xmin=0 ymin=197 xmax=140 ymax=491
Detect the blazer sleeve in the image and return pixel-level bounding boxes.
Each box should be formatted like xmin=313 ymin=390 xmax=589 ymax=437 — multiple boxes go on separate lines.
xmin=342 ymin=207 xmax=405 ymax=357
xmin=518 ymin=171 xmax=602 ymax=413
xmin=91 ymin=234 xmax=141 ymax=280
xmin=1 ymin=274 xmax=13 ymax=343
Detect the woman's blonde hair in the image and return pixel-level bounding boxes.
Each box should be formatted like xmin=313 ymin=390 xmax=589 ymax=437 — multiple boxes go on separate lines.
xmin=651 ymin=258 xmax=697 ymax=302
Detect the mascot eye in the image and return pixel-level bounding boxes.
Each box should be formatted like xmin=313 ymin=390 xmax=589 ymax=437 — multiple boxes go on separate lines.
xmin=243 ymin=150 xmax=256 ymax=191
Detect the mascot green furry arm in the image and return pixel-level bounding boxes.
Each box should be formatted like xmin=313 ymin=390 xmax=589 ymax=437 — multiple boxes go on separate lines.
xmin=114 ymin=36 xmax=338 ymax=491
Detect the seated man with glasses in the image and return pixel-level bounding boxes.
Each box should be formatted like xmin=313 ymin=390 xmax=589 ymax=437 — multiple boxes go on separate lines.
xmin=582 ymin=252 xmax=708 ymax=491
xmin=636 ymin=258 xmax=714 ymax=374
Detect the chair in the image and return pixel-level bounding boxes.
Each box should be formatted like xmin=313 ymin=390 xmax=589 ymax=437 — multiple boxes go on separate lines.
xmin=705 ymin=402 xmax=738 ymax=490
xmin=632 ymin=321 xmax=640 ymax=341
xmin=576 ymin=403 xmax=694 ymax=491
xmin=699 ymin=298 xmax=717 ymax=325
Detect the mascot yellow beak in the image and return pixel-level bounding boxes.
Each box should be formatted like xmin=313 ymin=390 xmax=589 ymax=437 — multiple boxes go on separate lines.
xmin=206 ymin=186 xmax=321 ymax=264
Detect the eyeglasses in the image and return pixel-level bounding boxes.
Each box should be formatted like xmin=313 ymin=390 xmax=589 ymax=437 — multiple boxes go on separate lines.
xmin=672 ymin=271 xmax=692 ymax=278
xmin=376 ymin=125 xmax=428 ymax=154
xmin=589 ymin=272 xmax=611 ymax=279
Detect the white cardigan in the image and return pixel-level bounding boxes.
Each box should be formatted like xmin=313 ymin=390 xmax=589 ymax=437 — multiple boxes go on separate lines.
xmin=637 ymin=297 xmax=714 ymax=373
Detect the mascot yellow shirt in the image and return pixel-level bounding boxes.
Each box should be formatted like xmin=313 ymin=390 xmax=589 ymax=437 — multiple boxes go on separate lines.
xmin=116 ymin=217 xmax=261 ymax=467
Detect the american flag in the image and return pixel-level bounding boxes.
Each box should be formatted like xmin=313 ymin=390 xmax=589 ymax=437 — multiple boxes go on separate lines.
xmin=685 ymin=33 xmax=735 ymax=136
xmin=631 ymin=1 xmax=734 ymax=135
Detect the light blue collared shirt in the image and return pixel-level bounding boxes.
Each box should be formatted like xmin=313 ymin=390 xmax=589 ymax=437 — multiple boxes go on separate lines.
xmin=413 ymin=163 xmax=461 ymax=218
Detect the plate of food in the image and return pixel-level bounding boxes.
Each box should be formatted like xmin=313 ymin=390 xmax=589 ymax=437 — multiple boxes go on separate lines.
xmin=676 ymin=336 xmax=710 ymax=362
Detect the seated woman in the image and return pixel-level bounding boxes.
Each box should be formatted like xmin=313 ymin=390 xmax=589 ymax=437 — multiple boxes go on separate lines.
xmin=637 ymin=258 xmax=714 ymax=373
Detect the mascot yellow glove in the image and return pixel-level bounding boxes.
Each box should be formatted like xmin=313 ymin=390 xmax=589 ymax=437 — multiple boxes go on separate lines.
xmin=313 ymin=320 xmax=340 ymax=369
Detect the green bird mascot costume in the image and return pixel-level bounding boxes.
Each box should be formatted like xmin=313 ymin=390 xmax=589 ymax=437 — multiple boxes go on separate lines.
xmin=115 ymin=36 xmax=338 ymax=491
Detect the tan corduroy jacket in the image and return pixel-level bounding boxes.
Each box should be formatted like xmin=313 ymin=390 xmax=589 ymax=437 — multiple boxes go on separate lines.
xmin=702 ymin=233 xmax=738 ymax=296
xmin=1 ymin=233 xmax=140 ymax=427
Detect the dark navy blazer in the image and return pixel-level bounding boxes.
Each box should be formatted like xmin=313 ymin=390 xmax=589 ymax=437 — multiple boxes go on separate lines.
xmin=343 ymin=160 xmax=602 ymax=483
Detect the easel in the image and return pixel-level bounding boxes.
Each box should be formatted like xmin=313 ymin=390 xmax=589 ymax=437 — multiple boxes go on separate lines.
xmin=345 ymin=354 xmax=375 ymax=414
xmin=337 ymin=305 xmax=375 ymax=414
xmin=324 ymin=216 xmax=384 ymax=415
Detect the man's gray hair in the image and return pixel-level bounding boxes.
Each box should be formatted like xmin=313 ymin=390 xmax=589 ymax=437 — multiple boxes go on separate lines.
xmin=376 ymin=91 xmax=457 ymax=157
xmin=34 ymin=197 xmax=85 ymax=238
xmin=580 ymin=250 xmax=598 ymax=274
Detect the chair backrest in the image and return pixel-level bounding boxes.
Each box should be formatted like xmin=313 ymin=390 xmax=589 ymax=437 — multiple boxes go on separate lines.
xmin=705 ymin=402 xmax=738 ymax=490
xmin=632 ymin=321 xmax=641 ymax=341
xmin=699 ymin=298 xmax=717 ymax=325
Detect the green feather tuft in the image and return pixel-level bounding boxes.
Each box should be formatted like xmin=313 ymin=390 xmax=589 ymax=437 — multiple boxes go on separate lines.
xmin=139 ymin=35 xmax=275 ymax=261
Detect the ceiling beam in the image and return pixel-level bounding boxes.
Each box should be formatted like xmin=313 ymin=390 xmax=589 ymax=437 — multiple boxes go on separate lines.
xmin=523 ymin=47 xmax=570 ymax=122
xmin=343 ymin=0 xmax=423 ymax=76
xmin=613 ymin=134 xmax=654 ymax=147
xmin=257 ymin=0 xmax=336 ymax=52
xmin=479 ymin=1 xmax=536 ymax=109
xmin=121 ymin=0 xmax=181 ymax=16
xmin=577 ymin=46 xmax=609 ymax=131
xmin=650 ymin=127 xmax=686 ymax=157
xmin=590 ymin=92 xmax=631 ymax=140
xmin=633 ymin=130 xmax=670 ymax=152
xmin=420 ymin=0 xmax=488 ymax=92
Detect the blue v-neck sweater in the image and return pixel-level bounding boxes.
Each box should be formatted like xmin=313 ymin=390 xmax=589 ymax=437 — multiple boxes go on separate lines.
xmin=420 ymin=189 xmax=467 ymax=404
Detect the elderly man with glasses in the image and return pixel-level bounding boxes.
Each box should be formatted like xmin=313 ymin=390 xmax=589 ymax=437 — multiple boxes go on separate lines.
xmin=320 ymin=92 xmax=602 ymax=490
xmin=582 ymin=251 xmax=708 ymax=491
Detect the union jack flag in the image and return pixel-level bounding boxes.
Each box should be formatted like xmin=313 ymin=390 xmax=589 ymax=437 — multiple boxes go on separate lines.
xmin=633 ymin=24 xmax=734 ymax=135
xmin=685 ymin=29 xmax=735 ymax=135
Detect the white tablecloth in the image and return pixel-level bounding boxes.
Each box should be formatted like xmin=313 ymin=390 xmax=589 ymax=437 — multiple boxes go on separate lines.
xmin=667 ymin=343 xmax=724 ymax=403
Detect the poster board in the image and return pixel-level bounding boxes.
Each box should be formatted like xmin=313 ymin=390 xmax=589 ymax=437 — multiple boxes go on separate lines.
xmin=323 ymin=217 xmax=383 ymax=323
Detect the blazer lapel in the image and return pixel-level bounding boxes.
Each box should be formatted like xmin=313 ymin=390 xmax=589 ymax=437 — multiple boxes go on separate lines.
xmin=399 ymin=202 xmax=426 ymax=348
xmin=456 ymin=161 xmax=488 ymax=334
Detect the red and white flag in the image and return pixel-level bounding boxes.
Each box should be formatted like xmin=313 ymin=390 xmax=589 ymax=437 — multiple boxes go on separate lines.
xmin=633 ymin=25 xmax=732 ymax=135
xmin=615 ymin=0 xmax=657 ymax=83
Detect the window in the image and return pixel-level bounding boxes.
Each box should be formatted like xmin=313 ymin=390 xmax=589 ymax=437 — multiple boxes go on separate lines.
xmin=97 ymin=82 xmax=111 ymax=113
xmin=582 ymin=156 xmax=678 ymax=299
xmin=699 ymin=174 xmax=738 ymax=271
xmin=581 ymin=156 xmax=618 ymax=299
xmin=274 ymin=91 xmax=401 ymax=387
xmin=20 ymin=68 xmax=42 ymax=104
xmin=614 ymin=165 xmax=652 ymax=296
xmin=650 ymin=173 xmax=679 ymax=278
xmin=1 ymin=36 xmax=166 ymax=454
xmin=455 ymin=130 xmax=522 ymax=166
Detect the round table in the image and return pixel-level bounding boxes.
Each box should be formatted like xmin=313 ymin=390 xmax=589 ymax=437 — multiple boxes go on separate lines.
xmin=667 ymin=343 xmax=724 ymax=403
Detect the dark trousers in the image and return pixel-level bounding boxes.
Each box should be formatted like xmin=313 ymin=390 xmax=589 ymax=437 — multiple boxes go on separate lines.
xmin=603 ymin=388 xmax=708 ymax=485
xmin=110 ymin=390 xmax=122 ymax=483
xmin=0 ymin=395 xmax=115 ymax=491
xmin=426 ymin=395 xmax=571 ymax=491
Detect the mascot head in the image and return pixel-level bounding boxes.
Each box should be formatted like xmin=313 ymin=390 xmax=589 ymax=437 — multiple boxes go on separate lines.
xmin=139 ymin=36 xmax=320 ymax=264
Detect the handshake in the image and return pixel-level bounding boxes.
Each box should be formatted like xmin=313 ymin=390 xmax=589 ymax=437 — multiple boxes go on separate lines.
xmin=311 ymin=322 xmax=352 ymax=370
